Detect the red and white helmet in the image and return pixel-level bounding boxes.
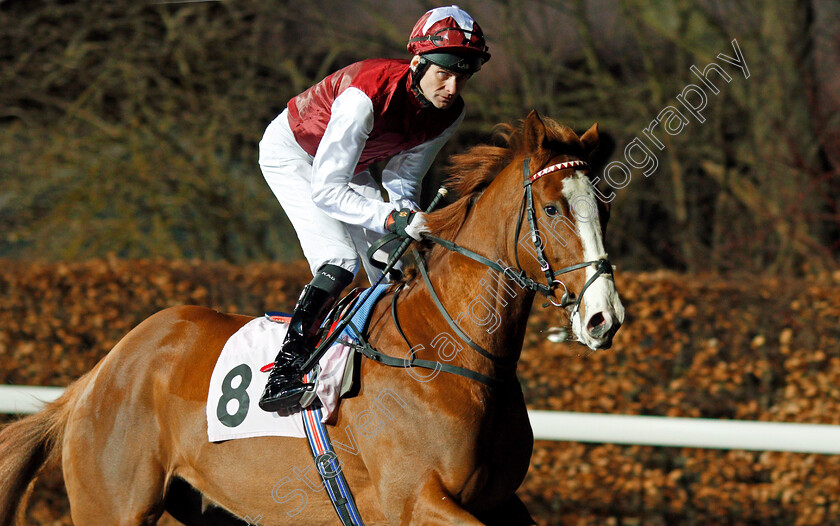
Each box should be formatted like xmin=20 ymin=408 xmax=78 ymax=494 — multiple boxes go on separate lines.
xmin=407 ymin=5 xmax=490 ymax=74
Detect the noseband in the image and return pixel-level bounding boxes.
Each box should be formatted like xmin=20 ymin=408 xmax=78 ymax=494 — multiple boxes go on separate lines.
xmin=424 ymin=157 xmax=614 ymax=316
xmin=354 ymin=157 xmax=616 ymax=388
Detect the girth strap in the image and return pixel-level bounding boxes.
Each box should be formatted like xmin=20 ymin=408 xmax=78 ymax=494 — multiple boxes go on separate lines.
xmin=301 ymin=373 xmax=364 ymax=526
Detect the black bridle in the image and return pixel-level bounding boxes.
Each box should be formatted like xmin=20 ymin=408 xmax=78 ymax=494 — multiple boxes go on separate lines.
xmin=350 ymin=156 xmax=616 ymax=387
xmin=424 ymin=157 xmax=614 ymax=317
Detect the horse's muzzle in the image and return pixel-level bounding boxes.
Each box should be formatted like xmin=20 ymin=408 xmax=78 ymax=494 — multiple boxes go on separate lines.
xmin=585 ymin=310 xmax=621 ymax=349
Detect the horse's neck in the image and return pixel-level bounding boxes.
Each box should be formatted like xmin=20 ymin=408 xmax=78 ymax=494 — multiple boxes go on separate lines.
xmin=424 ymin=173 xmax=536 ymax=364
xmin=427 ymin=252 xmax=534 ymax=357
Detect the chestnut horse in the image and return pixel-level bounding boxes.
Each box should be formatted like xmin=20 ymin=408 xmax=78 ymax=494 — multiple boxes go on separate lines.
xmin=0 ymin=111 xmax=623 ymax=525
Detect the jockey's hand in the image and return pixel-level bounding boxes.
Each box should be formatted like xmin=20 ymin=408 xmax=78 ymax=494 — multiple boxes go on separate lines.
xmin=385 ymin=208 xmax=429 ymax=241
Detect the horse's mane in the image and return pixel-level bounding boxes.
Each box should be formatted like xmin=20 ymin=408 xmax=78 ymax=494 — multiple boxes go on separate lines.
xmin=425 ymin=116 xmax=585 ymax=239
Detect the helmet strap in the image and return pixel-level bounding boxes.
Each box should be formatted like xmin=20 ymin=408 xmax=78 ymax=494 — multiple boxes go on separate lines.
xmin=410 ymin=57 xmax=435 ymax=109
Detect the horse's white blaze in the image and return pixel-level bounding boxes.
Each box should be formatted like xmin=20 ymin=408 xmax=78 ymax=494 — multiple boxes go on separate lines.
xmin=562 ymin=172 xmax=625 ymax=349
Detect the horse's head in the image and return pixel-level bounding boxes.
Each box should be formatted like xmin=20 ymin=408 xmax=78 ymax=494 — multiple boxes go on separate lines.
xmin=504 ymin=111 xmax=624 ymax=349
xmin=426 ymin=110 xmax=624 ymax=350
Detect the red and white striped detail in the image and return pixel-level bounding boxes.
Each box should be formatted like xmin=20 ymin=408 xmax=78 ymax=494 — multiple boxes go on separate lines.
xmin=528 ymin=160 xmax=589 ymax=184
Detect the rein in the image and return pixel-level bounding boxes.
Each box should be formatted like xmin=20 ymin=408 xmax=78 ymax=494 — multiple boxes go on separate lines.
xmin=349 ymin=157 xmax=615 ymax=388
xmin=425 ymin=157 xmax=614 ymax=315
xmin=515 ymin=157 xmax=614 ymax=313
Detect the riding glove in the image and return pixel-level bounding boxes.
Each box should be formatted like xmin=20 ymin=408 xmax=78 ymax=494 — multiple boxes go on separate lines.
xmin=385 ymin=208 xmax=429 ymax=241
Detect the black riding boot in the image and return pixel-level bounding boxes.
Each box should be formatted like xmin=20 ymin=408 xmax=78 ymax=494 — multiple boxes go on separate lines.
xmin=259 ymin=264 xmax=354 ymax=412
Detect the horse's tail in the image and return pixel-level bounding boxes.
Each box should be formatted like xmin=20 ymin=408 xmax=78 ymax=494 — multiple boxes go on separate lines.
xmin=0 ymin=373 xmax=92 ymax=526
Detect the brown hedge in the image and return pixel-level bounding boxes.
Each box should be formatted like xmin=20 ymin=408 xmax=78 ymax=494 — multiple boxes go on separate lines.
xmin=2 ymin=259 xmax=839 ymax=525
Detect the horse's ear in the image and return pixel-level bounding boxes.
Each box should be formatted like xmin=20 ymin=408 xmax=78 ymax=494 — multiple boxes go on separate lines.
xmin=524 ymin=110 xmax=547 ymax=154
xmin=581 ymin=122 xmax=599 ymax=158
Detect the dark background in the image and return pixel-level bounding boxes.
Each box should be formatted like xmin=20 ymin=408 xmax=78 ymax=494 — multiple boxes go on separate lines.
xmin=2 ymin=0 xmax=838 ymax=274
xmin=2 ymin=1 xmax=840 ymax=524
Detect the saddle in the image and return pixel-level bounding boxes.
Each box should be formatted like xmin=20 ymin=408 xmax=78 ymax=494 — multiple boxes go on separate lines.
xmin=265 ymin=284 xmax=390 ymax=408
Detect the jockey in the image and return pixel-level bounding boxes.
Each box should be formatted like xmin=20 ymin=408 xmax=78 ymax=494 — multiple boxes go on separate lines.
xmin=257 ymin=5 xmax=491 ymax=412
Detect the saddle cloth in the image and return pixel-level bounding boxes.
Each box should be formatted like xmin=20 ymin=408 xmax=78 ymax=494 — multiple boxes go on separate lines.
xmin=206 ymin=284 xmax=388 ymax=442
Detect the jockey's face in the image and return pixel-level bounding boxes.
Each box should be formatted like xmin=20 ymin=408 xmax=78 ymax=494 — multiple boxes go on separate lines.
xmin=412 ymin=57 xmax=471 ymax=109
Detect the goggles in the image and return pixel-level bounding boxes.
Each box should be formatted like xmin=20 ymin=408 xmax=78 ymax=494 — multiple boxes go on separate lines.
xmin=408 ymin=27 xmax=488 ymax=54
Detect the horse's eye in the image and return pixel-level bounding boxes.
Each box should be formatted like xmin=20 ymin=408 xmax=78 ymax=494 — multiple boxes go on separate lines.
xmin=544 ymin=205 xmax=559 ymax=216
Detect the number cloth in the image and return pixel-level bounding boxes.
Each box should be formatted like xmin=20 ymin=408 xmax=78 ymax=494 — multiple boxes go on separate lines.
xmin=206 ymin=316 xmax=355 ymax=441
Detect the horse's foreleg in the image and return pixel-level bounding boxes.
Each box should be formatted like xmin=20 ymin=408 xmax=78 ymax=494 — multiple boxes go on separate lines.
xmin=475 ymin=494 xmax=537 ymax=526
xmin=399 ymin=479 xmax=484 ymax=525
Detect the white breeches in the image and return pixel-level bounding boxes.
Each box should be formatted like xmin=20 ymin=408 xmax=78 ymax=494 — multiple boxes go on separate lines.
xmin=259 ymin=110 xmax=388 ymax=284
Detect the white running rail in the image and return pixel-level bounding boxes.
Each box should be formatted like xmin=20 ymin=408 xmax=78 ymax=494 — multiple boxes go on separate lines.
xmin=3 ymin=386 xmax=840 ymax=454
xmin=0 ymin=385 xmax=64 ymax=414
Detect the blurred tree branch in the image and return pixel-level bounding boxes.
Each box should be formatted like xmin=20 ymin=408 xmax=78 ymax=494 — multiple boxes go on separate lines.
xmin=0 ymin=0 xmax=836 ymax=274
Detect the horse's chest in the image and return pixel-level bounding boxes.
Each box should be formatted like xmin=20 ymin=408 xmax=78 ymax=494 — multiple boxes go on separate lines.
xmin=433 ymin=401 xmax=534 ymax=503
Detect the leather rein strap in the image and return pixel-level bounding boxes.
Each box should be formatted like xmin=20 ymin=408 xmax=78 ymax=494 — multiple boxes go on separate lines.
xmin=351 ymin=157 xmax=614 ymax=387
xmin=343 ymin=301 xmax=505 ymax=387
xmin=423 ymin=157 xmax=613 ymax=315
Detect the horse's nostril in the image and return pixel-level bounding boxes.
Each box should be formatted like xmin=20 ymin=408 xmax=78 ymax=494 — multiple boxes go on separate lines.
xmin=587 ymin=312 xmax=609 ymax=338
